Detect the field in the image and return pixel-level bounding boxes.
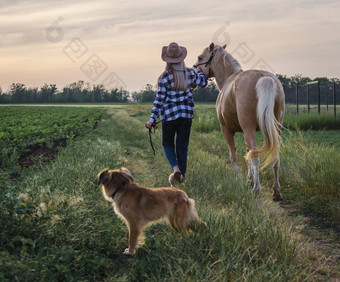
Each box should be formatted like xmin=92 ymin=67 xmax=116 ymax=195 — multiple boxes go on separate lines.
xmin=0 ymin=106 xmax=104 ymax=171
xmin=0 ymin=105 xmax=339 ymax=281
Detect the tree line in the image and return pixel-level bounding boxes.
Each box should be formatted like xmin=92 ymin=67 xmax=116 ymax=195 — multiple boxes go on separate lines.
xmin=0 ymin=74 xmax=338 ymax=104
xmin=276 ymin=74 xmax=339 ymax=88
xmin=0 ymin=81 xmax=129 ymax=104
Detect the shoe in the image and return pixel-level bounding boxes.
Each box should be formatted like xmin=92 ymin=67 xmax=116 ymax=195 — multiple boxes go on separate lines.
xmin=169 ymin=172 xmax=184 ymax=186
xmin=174 ymin=172 xmax=184 ymax=184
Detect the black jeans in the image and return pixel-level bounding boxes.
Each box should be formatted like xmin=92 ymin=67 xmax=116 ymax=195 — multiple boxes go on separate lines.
xmin=162 ymin=118 xmax=192 ymax=177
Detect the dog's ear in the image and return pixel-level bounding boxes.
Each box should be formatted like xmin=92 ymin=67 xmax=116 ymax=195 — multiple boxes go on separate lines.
xmin=120 ymin=167 xmax=134 ymax=183
xmin=98 ymin=169 xmax=111 ymax=186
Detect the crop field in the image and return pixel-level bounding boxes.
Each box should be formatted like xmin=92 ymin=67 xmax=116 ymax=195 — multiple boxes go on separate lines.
xmin=0 ymin=104 xmax=339 ymax=281
xmin=0 ymin=106 xmax=104 ymax=170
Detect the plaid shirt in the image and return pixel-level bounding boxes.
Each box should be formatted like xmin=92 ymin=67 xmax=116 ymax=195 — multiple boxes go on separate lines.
xmin=149 ymin=68 xmax=207 ymax=123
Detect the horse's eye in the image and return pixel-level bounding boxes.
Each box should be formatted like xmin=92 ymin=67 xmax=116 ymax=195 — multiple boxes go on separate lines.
xmin=198 ymin=56 xmax=202 ymax=61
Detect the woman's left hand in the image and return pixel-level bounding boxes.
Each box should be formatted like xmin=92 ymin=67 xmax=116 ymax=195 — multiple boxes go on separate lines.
xmin=145 ymin=121 xmax=153 ymax=129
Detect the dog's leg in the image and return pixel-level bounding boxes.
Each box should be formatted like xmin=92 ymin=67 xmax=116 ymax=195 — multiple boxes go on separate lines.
xmin=124 ymin=224 xmax=141 ymax=255
xmin=168 ymin=213 xmax=180 ymax=232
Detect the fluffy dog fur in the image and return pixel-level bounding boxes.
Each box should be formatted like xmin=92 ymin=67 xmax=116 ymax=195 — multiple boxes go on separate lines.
xmin=98 ymin=167 xmax=201 ymax=255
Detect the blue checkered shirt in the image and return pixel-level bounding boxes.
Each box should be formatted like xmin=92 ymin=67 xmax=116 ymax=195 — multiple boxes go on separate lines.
xmin=149 ymin=68 xmax=207 ymax=123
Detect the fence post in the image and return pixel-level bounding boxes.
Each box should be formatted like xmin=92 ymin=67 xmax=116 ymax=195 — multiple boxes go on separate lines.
xmin=307 ymin=84 xmax=310 ymax=113
xmin=334 ymin=82 xmax=336 ymax=118
xmin=296 ymin=84 xmax=299 ymax=114
xmin=318 ymin=81 xmax=321 ymax=114
xmin=326 ymin=84 xmax=329 ymax=112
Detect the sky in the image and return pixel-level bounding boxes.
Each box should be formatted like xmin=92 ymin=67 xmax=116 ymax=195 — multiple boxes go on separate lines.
xmin=0 ymin=0 xmax=339 ymax=92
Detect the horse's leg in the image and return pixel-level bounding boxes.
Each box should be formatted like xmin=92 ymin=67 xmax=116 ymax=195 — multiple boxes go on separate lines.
xmin=220 ymin=127 xmax=238 ymax=174
xmin=244 ymin=131 xmax=261 ymax=194
xmin=272 ymin=157 xmax=283 ymax=201
xmin=246 ymin=149 xmax=253 ymax=182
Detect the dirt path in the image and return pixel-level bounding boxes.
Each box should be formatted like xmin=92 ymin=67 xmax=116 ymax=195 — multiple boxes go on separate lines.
xmin=262 ymin=192 xmax=340 ymax=281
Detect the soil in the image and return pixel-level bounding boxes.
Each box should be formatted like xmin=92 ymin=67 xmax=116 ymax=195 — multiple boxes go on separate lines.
xmin=18 ymin=138 xmax=67 ymax=169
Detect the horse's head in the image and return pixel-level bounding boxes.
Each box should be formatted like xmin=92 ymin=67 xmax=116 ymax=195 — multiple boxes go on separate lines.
xmin=194 ymin=42 xmax=226 ymax=78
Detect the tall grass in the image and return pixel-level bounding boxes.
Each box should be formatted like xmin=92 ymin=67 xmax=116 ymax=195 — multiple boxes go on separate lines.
xmin=283 ymin=112 xmax=340 ymax=130
xmin=279 ymin=130 xmax=340 ymax=228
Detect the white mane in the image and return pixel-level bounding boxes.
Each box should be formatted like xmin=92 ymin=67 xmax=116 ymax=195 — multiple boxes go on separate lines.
xmin=222 ymin=50 xmax=243 ymax=72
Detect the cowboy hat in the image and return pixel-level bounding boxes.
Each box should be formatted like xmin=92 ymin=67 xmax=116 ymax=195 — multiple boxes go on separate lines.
xmin=161 ymin=42 xmax=187 ymax=63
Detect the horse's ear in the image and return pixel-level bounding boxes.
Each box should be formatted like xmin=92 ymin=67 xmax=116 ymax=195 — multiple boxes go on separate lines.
xmin=222 ymin=44 xmax=227 ymax=49
xmin=209 ymin=42 xmax=215 ymax=52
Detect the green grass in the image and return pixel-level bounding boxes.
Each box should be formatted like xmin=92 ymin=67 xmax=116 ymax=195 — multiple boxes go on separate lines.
xmin=0 ymin=105 xmax=338 ymax=280
xmin=283 ymin=112 xmax=340 ymax=130
xmin=279 ymin=130 xmax=340 ymax=228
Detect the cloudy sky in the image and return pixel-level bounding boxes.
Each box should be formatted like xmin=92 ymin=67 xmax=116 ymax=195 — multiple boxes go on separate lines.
xmin=0 ymin=0 xmax=339 ymax=92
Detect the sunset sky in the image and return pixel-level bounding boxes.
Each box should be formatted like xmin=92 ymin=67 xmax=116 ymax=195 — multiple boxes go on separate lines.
xmin=1 ymin=0 xmax=339 ymax=92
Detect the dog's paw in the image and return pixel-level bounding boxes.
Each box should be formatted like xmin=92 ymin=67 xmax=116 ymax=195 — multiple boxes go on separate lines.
xmin=123 ymin=248 xmax=133 ymax=256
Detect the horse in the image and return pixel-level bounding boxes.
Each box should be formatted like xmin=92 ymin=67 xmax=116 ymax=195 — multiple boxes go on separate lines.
xmin=194 ymin=43 xmax=285 ymax=201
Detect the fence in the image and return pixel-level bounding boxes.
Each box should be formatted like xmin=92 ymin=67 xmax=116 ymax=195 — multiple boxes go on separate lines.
xmin=284 ymin=81 xmax=339 ymax=117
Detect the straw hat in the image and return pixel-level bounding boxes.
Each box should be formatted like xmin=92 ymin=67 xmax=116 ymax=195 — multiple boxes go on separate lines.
xmin=161 ymin=42 xmax=187 ymax=63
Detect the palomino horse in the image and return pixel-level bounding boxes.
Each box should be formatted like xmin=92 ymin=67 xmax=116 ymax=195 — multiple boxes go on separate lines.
xmin=194 ymin=43 xmax=285 ymax=201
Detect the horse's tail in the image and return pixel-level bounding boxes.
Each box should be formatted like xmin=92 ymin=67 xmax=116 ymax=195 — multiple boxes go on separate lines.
xmin=247 ymin=76 xmax=282 ymax=169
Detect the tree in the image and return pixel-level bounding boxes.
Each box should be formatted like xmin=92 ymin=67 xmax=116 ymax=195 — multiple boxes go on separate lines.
xmin=62 ymin=81 xmax=86 ymax=102
xmin=10 ymin=83 xmax=26 ymax=103
xmin=40 ymin=84 xmax=57 ymax=103
xmin=92 ymin=84 xmax=105 ymax=102
xmin=290 ymin=74 xmax=311 ymax=86
xmin=192 ymin=81 xmax=219 ymax=102
xmin=276 ymin=74 xmax=291 ymax=87
xmin=131 ymin=84 xmax=156 ymax=102
xmin=312 ymin=77 xmax=329 ymax=83
xmin=110 ymin=88 xmax=129 ymax=102
xmin=26 ymin=87 xmax=38 ymax=103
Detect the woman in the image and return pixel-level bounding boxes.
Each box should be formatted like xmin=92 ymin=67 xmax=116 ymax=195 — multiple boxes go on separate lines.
xmin=145 ymin=42 xmax=207 ymax=185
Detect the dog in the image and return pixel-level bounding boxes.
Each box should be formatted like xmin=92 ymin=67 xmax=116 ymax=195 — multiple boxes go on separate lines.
xmin=97 ymin=167 xmax=202 ymax=255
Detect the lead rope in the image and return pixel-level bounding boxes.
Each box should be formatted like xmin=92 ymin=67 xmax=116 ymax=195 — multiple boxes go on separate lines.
xmin=147 ymin=120 xmax=161 ymax=155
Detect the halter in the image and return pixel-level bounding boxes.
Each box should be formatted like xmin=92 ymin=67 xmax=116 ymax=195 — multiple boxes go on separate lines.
xmin=193 ymin=48 xmax=217 ymax=68
xmin=193 ymin=48 xmax=217 ymax=78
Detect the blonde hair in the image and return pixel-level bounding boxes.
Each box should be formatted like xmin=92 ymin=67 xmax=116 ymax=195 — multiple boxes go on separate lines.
xmin=158 ymin=61 xmax=189 ymax=91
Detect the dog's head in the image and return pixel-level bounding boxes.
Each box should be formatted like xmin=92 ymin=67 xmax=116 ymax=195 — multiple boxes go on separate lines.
xmin=97 ymin=167 xmax=134 ymax=189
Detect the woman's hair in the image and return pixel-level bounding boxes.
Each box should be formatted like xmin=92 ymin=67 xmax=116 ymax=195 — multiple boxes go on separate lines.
xmin=158 ymin=61 xmax=189 ymax=91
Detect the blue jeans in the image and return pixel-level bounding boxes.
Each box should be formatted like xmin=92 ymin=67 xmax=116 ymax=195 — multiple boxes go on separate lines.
xmin=162 ymin=118 xmax=192 ymax=177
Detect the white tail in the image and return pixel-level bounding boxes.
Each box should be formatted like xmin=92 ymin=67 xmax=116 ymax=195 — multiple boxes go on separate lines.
xmin=247 ymin=77 xmax=282 ymax=168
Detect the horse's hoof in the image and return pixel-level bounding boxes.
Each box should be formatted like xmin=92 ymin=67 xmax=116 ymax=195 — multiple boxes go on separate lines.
xmin=273 ymin=193 xmax=283 ymax=202
xmin=123 ymin=248 xmax=133 ymax=256
xmin=252 ymin=188 xmax=261 ymax=197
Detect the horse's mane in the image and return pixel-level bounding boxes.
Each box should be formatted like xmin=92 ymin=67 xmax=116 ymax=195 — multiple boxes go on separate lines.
xmin=217 ymin=48 xmax=243 ymax=72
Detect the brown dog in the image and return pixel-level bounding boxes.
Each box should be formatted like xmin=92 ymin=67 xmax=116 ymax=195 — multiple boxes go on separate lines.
xmin=98 ymin=167 xmax=201 ymax=255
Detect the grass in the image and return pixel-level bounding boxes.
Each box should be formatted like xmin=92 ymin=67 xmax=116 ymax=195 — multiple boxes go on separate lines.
xmin=283 ymin=112 xmax=340 ymax=130
xmin=279 ymin=130 xmax=340 ymax=229
xmin=0 ymin=104 xmax=339 ymax=280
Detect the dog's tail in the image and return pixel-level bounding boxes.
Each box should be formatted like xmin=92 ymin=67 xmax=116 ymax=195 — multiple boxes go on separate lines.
xmin=187 ymin=198 xmax=206 ymax=231
xmin=169 ymin=197 xmax=200 ymax=232
xmin=187 ymin=198 xmax=199 ymax=223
